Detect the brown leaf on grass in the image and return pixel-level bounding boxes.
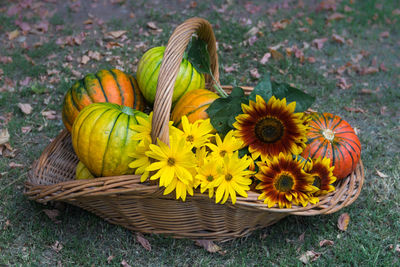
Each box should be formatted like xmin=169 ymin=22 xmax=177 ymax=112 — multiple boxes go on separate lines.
xmin=106 ymin=41 xmax=124 ymax=49
xmin=344 ymin=5 xmax=353 ymax=12
xmin=272 ymin=19 xmax=290 ymax=31
xmin=298 ymin=250 xmax=321 ymax=264
xmin=43 ymin=209 xmax=61 ymax=224
xmin=21 ymin=126 xmax=32 ymax=134
xmin=0 ymin=56 xmax=12 ymax=64
xmin=7 ymin=30 xmax=20 ymax=40
xmin=332 ymin=34 xmax=345 ymax=44
xmin=393 ymin=9 xmax=400 ymax=15
xmin=312 ymin=38 xmax=328 ymax=50
xmin=337 ymin=77 xmax=352 ymax=89
xmin=88 ymin=51 xmax=101 ymax=61
xmin=337 ymin=213 xmax=350 ymax=231
xmin=380 ymin=31 xmax=389 ymax=38
xmin=0 ymin=129 xmax=10 ymax=145
xmin=51 ymin=241 xmax=63 ymax=253
xmin=298 ymin=232 xmax=305 ymax=243
xmin=18 ymin=103 xmax=33 ymax=115
xmin=376 ymin=170 xmax=388 ymax=178
xmin=121 ymin=260 xmax=131 ymax=267
xmin=223 ymin=64 xmax=238 ymax=73
xmin=344 ymin=107 xmax=366 ymax=113
xmin=42 ymin=110 xmax=57 ymax=120
xmin=104 ymin=30 xmax=127 ymax=40
xmin=269 ymin=48 xmax=284 ymax=60
xmin=71 ymin=70 xmax=82 ymax=78
xmin=135 ymin=232 xmax=151 ymax=251
xmin=250 ymin=68 xmax=261 ymax=79
xmin=307 ymin=57 xmax=316 ymax=63
xmin=360 ymin=67 xmax=379 ymax=75
xmin=319 ymin=239 xmax=334 ymax=247
xmin=260 ymin=53 xmax=271 ymax=64
xmin=327 ymin=12 xmax=345 ymax=22
xmin=316 ymin=0 xmax=337 ymax=12
xmin=35 ymin=20 xmax=49 ymax=33
xmin=244 ymin=2 xmax=261 ymax=14
xmin=379 ymin=63 xmax=387 ymax=72
xmin=20 ymin=77 xmax=31 ymax=86
xmin=47 ymin=69 xmax=60 ymax=76
xmin=3 ymin=219 xmax=11 ymax=229
xmin=9 ymin=162 xmax=24 ymax=168
xmin=81 ymin=55 xmax=90 ymax=65
xmin=195 ymin=240 xmax=222 ymax=253
xmin=106 ymin=255 xmax=115 ymax=264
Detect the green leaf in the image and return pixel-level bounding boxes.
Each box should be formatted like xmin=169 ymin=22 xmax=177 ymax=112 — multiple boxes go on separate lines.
xmin=187 ymin=37 xmax=211 ymax=74
xmin=206 ymin=87 xmax=249 ymax=136
xmin=271 ymin=81 xmax=315 ymax=112
xmin=249 ymin=74 xmax=272 ymax=102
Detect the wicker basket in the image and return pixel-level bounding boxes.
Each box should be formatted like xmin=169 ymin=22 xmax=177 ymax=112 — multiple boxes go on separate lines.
xmin=25 ymin=17 xmax=364 ymax=241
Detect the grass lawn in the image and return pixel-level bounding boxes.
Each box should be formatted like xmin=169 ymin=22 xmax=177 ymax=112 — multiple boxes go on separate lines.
xmin=1 ymin=0 xmax=399 ymax=266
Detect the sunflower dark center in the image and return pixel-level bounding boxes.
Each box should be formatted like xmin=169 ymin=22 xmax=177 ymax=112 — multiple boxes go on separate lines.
xmin=254 ymin=117 xmax=284 ymax=143
xmin=225 ymin=173 xmax=233 ymax=181
xmin=167 ymin=157 xmax=176 ymax=166
xmin=207 ymin=175 xmax=214 ymax=182
xmin=186 ymin=135 xmax=194 ymax=142
xmin=274 ymin=174 xmax=294 ymax=192
xmin=313 ymin=175 xmax=322 ymax=189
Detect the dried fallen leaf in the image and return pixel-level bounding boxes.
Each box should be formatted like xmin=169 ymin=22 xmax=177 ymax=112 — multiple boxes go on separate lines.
xmin=327 ymin=12 xmax=345 ymax=22
xmin=9 ymin=162 xmax=24 ymax=168
xmin=393 ymin=9 xmax=400 ymax=15
xmin=272 ymin=19 xmax=290 ymax=31
xmin=88 ymin=51 xmax=101 ymax=61
xmin=81 ymin=55 xmax=90 ymax=65
xmin=71 ymin=70 xmax=82 ymax=78
xmin=344 ymin=107 xmax=366 ymax=113
xmin=21 ymin=126 xmax=32 ymax=134
xmin=307 ymin=57 xmax=316 ymax=63
xmin=337 ymin=213 xmax=350 ymax=231
xmin=105 ymin=30 xmax=127 ymax=39
xmin=312 ymin=38 xmax=328 ymax=50
xmin=379 ymin=63 xmax=388 ymax=72
xmin=0 ymin=56 xmax=12 ymax=64
xmin=360 ymin=67 xmax=379 ymax=75
xmin=8 ymin=30 xmax=20 ymax=40
xmin=18 ymin=103 xmax=33 ymax=115
xmin=380 ymin=31 xmax=389 ymax=38
xmin=395 ymin=244 xmax=400 ymax=253
xmin=319 ymin=239 xmax=334 ymax=247
xmin=51 ymin=241 xmax=63 ymax=253
xmin=269 ymin=48 xmax=284 ymax=60
xmin=332 ymin=34 xmax=345 ymax=44
xmin=42 ymin=110 xmax=57 ymax=120
xmin=250 ymin=68 xmax=261 ymax=79
xmin=376 ymin=170 xmax=388 ymax=178
xmin=195 ymin=240 xmax=222 ymax=253
xmin=106 ymin=255 xmax=115 ymax=264
xmin=337 ymin=77 xmax=352 ymax=89
xmin=316 ymin=0 xmax=337 ymax=12
xmin=3 ymin=219 xmax=11 ymax=229
xmin=43 ymin=209 xmax=61 ymax=224
xmin=298 ymin=250 xmax=321 ymax=264
xmin=260 ymin=52 xmax=271 ymax=64
xmin=146 ymin=22 xmax=158 ymax=30
xmin=0 ymin=129 xmax=10 ymax=145
xmin=121 ymin=260 xmax=131 ymax=267
xmin=298 ymin=232 xmax=305 ymax=243
xmin=223 ymin=64 xmax=238 ymax=73
xmin=135 ymin=232 xmax=151 ymax=251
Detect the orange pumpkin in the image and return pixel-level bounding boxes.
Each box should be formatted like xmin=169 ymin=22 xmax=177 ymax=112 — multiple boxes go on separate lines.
xmin=62 ymin=69 xmax=145 ymax=132
xmin=301 ymin=112 xmax=361 ymax=180
xmin=171 ymin=88 xmax=219 ymax=128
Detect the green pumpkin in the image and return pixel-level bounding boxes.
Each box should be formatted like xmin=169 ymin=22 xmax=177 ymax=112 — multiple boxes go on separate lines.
xmin=136 ymin=46 xmax=205 ymax=105
xmin=75 ymin=161 xmax=95 ymax=180
xmin=71 ymin=102 xmax=148 ymax=177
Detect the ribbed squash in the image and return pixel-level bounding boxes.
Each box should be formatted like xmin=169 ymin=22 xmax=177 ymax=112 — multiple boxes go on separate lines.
xmin=136 ymin=46 xmax=205 ymax=105
xmin=62 ymin=69 xmax=145 ymax=132
xmin=75 ymin=161 xmax=95 ymax=180
xmin=301 ymin=112 xmax=361 ymax=180
xmin=171 ymin=88 xmax=219 ymax=128
xmin=71 ymin=102 xmax=148 ymax=177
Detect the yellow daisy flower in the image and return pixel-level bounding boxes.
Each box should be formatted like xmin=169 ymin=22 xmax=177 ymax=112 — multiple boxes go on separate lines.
xmin=130 ymin=112 xmax=153 ymax=144
xmin=207 ymin=130 xmax=243 ymax=161
xmin=195 ymin=157 xmax=223 ymax=198
xmin=212 ymin=151 xmax=254 ymax=204
xmin=145 ymin=132 xmax=196 ymax=189
xmin=256 ymin=152 xmax=319 ymax=208
xmin=180 ymin=116 xmax=214 ymax=149
xmin=128 ymin=138 xmax=151 ymax=183
xmin=163 ymin=175 xmax=194 ymax=201
xmin=233 ymin=95 xmax=309 ymax=161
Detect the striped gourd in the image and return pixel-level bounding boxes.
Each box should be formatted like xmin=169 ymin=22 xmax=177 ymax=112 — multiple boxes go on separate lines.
xmin=71 ymin=102 xmax=148 ymax=177
xmin=62 ymin=69 xmax=145 ymax=132
xmin=301 ymin=112 xmax=361 ymax=180
xmin=136 ymin=46 xmax=205 ymax=105
xmin=75 ymin=161 xmax=94 ymax=179
xmin=171 ymin=88 xmax=219 ymax=128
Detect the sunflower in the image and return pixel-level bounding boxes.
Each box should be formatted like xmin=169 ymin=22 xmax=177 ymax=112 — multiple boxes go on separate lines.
xmin=128 ymin=138 xmax=152 ymax=182
xmin=304 ymin=157 xmax=336 ymax=196
xmin=180 ymin=116 xmax=214 ymax=149
xmin=145 ymin=133 xmax=196 ymax=188
xmin=195 ymin=157 xmax=223 ymax=198
xmin=211 ymin=151 xmax=254 ymax=204
xmin=207 ymin=130 xmax=243 ymax=161
xmin=233 ymin=95 xmax=309 ymax=161
xmin=256 ymin=152 xmax=319 ymax=208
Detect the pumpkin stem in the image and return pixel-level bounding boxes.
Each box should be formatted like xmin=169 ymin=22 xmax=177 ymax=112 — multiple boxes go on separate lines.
xmin=322 ymin=129 xmax=335 ymax=141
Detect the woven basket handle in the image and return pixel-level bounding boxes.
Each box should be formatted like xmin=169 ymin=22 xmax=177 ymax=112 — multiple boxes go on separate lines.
xmin=151 ymin=17 xmax=219 ymax=145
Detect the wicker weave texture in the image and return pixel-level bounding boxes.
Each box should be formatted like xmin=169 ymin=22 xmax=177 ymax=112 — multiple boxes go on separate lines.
xmin=25 ymin=18 xmax=364 ymax=241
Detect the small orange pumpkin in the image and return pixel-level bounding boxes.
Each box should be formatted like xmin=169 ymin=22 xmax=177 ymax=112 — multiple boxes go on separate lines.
xmin=171 ymin=88 xmax=219 ymax=128
xmin=301 ymin=112 xmax=361 ymax=180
